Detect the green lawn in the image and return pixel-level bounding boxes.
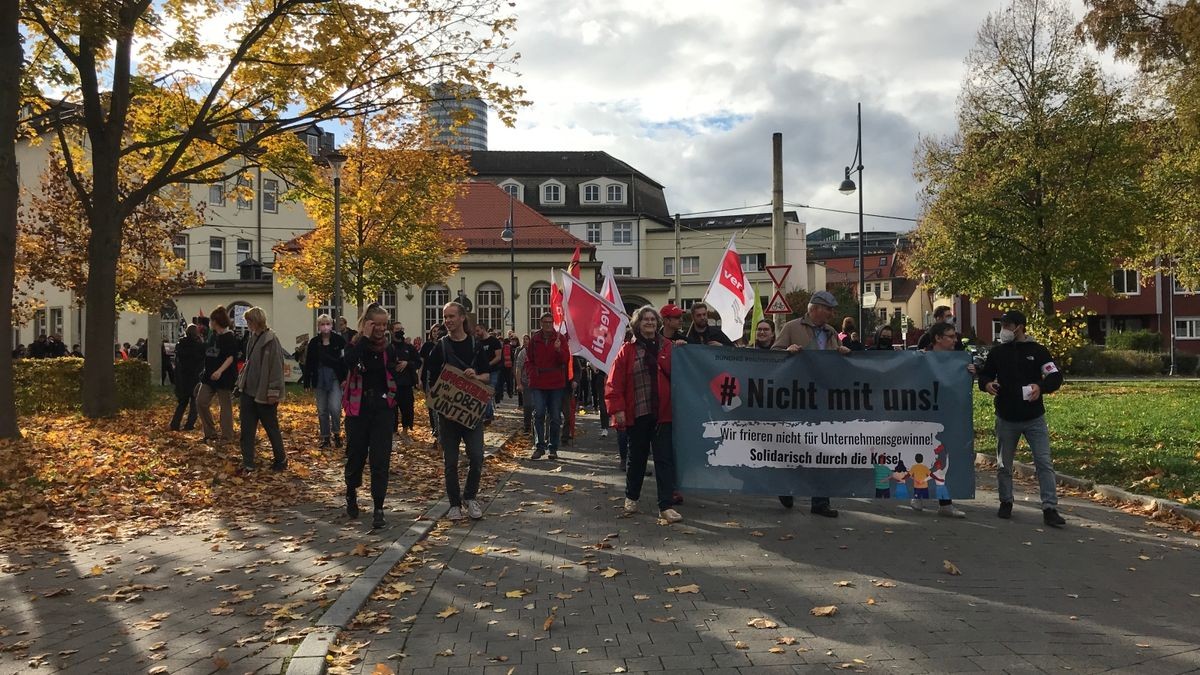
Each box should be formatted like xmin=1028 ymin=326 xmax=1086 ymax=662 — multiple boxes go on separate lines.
xmin=972 ymin=380 xmax=1200 ymax=505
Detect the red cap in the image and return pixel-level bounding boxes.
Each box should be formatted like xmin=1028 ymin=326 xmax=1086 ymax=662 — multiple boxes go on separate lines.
xmin=660 ymin=304 xmax=683 ymax=319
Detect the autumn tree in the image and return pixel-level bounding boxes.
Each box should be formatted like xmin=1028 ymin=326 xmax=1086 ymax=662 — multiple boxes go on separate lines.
xmin=909 ymin=0 xmax=1148 ymax=322
xmin=1079 ymin=0 xmax=1200 ymax=288
xmin=13 ymin=0 xmax=523 ymax=420
xmin=0 ymin=0 xmax=20 ymax=439
xmin=273 ymin=119 xmax=468 ymax=312
xmin=16 ymin=149 xmax=204 ymax=314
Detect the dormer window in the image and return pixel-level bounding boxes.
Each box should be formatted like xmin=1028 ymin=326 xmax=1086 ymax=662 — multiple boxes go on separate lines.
xmin=540 ymin=179 xmax=565 ymax=205
xmin=305 ymin=133 xmax=319 ymax=155
xmin=498 ymin=179 xmax=524 ymax=201
xmin=583 ymin=184 xmax=600 ymax=203
xmin=607 ymin=184 xmax=624 ymax=203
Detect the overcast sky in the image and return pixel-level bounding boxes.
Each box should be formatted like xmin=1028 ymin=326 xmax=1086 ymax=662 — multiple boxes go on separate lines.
xmin=484 ymin=0 xmax=1121 ymax=236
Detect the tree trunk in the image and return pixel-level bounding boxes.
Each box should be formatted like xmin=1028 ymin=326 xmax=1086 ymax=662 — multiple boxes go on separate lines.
xmin=79 ymin=147 xmax=124 ymax=419
xmin=0 ymin=0 xmax=22 ymax=439
xmin=1041 ymin=272 xmax=1055 ymax=318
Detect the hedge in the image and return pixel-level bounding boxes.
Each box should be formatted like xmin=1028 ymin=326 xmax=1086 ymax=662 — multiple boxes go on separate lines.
xmin=14 ymin=357 xmax=152 ymax=414
xmin=1104 ymin=330 xmax=1162 ymax=352
xmin=1067 ymin=345 xmax=1199 ymax=376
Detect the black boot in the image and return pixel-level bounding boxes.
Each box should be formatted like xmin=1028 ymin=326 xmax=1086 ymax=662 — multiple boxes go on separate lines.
xmin=319 ymin=436 xmax=331 ymax=449
xmin=332 ymin=434 xmax=342 ymax=449
xmin=372 ymin=508 xmax=385 ymax=529
xmin=346 ymin=488 xmax=359 ymax=518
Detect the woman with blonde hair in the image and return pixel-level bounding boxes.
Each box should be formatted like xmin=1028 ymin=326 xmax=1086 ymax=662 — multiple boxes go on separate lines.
xmin=342 ymin=303 xmax=403 ymax=529
xmin=197 ymin=305 xmax=238 ymax=444
xmin=236 ymin=307 xmax=287 ymax=472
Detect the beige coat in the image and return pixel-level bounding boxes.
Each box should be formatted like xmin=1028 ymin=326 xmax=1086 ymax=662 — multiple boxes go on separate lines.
xmin=771 ymin=316 xmax=840 ymax=351
xmin=238 ymin=328 xmax=286 ymax=404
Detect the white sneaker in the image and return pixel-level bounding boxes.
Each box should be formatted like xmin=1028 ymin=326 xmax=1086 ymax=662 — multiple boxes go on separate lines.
xmin=447 ymin=506 xmax=464 ymax=521
xmin=938 ymin=504 xmax=966 ymax=518
xmin=910 ymin=497 xmax=924 ymax=511
xmin=659 ymin=508 xmax=683 ymax=523
xmin=623 ymin=498 xmax=638 ymax=514
xmin=599 ymin=428 xmax=609 ymax=438
xmin=466 ymin=499 xmax=483 ymax=520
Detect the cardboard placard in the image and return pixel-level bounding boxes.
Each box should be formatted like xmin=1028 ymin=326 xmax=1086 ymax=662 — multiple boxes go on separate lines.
xmin=430 ymin=364 xmax=493 ymax=429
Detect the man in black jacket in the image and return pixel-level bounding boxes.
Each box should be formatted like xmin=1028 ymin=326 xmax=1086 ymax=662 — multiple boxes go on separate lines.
xmin=977 ymin=310 xmax=1066 ymax=527
xmin=391 ymin=321 xmax=421 ymax=439
xmin=684 ymin=302 xmax=734 ymax=346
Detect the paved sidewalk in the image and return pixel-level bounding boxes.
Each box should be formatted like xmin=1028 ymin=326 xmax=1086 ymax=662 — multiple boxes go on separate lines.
xmin=0 ymin=424 xmax=514 ymax=675
xmin=336 ymin=412 xmax=1200 ymax=675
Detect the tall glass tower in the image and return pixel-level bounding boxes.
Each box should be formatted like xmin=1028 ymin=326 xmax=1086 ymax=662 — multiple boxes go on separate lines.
xmin=427 ymin=82 xmax=488 ymax=151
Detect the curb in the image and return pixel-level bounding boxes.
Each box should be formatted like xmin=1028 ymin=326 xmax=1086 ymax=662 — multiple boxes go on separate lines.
xmin=285 ymin=430 xmax=517 ymax=675
xmin=285 ymin=498 xmax=449 ymax=675
xmin=973 ymin=452 xmax=1199 ymax=524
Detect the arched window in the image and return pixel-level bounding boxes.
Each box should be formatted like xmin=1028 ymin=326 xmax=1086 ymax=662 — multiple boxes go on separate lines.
xmin=423 ymin=284 xmax=450 ymax=332
xmin=475 ymin=282 xmax=504 ymax=334
xmin=528 ymin=282 xmax=551 ymax=333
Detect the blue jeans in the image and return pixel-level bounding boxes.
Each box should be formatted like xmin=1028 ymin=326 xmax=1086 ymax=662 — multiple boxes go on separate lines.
xmin=315 ymin=381 xmax=343 ymax=439
xmin=529 ymin=387 xmax=564 ymax=452
xmin=995 ymin=415 xmax=1057 ymax=508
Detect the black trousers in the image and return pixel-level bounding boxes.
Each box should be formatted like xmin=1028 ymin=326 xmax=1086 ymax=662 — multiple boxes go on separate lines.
xmin=346 ymin=400 xmax=394 ymax=509
xmin=239 ymin=393 xmax=285 ymax=468
xmin=170 ymin=387 xmax=197 ymax=430
xmin=439 ymin=416 xmax=484 ymax=508
xmin=393 ymin=386 xmax=415 ymax=431
xmin=625 ymin=416 xmax=675 ymax=510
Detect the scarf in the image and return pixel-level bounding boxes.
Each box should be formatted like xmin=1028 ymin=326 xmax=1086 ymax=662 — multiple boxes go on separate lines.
xmin=636 ymin=334 xmax=660 ymax=415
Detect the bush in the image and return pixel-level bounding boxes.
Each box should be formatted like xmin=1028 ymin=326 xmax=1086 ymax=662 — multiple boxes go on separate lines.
xmin=14 ymin=357 xmax=151 ymax=414
xmin=1160 ymin=352 xmax=1200 ymax=377
xmin=1105 ymin=330 xmax=1163 ymax=352
xmin=1066 ymin=346 xmax=1162 ymax=376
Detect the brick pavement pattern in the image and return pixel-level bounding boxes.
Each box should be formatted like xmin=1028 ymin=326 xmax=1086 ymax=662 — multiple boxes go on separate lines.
xmin=340 ymin=411 xmax=1200 ymax=675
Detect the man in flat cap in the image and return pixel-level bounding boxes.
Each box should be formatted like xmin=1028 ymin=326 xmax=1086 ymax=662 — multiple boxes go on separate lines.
xmin=771 ymin=290 xmax=850 ymax=517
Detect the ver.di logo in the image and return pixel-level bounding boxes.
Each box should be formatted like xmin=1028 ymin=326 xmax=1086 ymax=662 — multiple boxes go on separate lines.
xmin=709 ymin=372 xmax=742 ymax=412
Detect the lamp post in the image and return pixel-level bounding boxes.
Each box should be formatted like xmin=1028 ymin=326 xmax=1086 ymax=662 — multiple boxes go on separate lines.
xmin=838 ymin=102 xmax=865 ymax=334
xmin=326 ymin=150 xmax=347 ymax=324
xmin=499 ymin=192 xmax=515 ymax=334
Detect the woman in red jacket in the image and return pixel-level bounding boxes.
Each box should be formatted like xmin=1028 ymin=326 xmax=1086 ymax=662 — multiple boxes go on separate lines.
xmin=605 ymin=306 xmax=682 ymax=523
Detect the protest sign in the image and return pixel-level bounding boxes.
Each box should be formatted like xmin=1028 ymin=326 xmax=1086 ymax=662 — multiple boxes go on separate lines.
xmin=430 ymin=364 xmax=493 ymax=429
xmin=671 ymin=346 xmax=975 ymax=499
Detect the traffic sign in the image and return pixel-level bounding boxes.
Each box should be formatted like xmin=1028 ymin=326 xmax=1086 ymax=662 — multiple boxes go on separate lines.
xmin=765 ymin=290 xmax=792 ymax=314
xmin=862 ymin=291 xmax=878 ymax=309
xmin=765 ymin=264 xmax=792 ymax=288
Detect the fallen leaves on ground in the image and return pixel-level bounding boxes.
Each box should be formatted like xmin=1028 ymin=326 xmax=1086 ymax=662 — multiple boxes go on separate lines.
xmin=666 ymin=584 xmax=700 ymax=594
xmin=436 ymin=606 xmax=459 ymax=620
xmin=870 ymin=579 xmax=897 ymax=588
xmin=943 ymin=560 xmax=962 ymax=576
xmin=747 ymin=617 xmax=778 ymax=629
xmin=810 ymin=605 xmax=838 ymax=617
xmin=599 ymin=567 xmax=621 ymax=578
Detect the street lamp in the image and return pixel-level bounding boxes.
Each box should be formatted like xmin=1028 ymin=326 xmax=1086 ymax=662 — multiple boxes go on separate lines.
xmin=838 ymin=102 xmax=865 ymax=334
xmin=326 ymin=150 xmax=347 ymax=323
xmin=499 ymin=191 xmax=515 ymax=334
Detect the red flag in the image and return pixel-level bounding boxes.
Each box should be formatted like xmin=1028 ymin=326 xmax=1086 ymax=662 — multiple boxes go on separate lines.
xmin=560 ymin=272 xmax=628 ymax=374
xmin=568 ymin=246 xmax=581 ymax=279
xmin=550 ymin=246 xmax=581 ymax=335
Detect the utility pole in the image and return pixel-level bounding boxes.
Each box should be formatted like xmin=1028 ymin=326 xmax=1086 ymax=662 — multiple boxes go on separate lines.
xmin=674 ymin=213 xmax=681 ymax=305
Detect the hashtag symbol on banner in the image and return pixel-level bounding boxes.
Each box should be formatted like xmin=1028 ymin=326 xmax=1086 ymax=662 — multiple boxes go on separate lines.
xmin=718 ymin=376 xmax=737 ymax=406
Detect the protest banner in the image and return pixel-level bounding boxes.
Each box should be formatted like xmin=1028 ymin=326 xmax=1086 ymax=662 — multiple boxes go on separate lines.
xmin=671 ymin=346 xmax=976 ymax=499
xmin=430 ymin=364 xmax=493 ymax=429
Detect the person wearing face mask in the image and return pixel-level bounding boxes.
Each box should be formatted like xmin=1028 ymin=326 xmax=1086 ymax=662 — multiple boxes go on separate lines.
xmin=390 ymin=321 xmax=421 ymax=441
xmin=977 ymin=310 xmax=1066 ymax=527
xmin=868 ymin=325 xmax=896 ymax=351
xmin=302 ymin=314 xmax=348 ymax=449
xmin=917 ymin=305 xmax=964 ymax=351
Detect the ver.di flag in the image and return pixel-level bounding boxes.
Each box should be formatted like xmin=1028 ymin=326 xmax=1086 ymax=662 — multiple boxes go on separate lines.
xmin=600 ymin=261 xmax=624 ymax=314
xmin=702 ymin=235 xmax=755 ymax=342
xmin=559 ymin=271 xmax=628 ymax=374
xmin=549 ymin=246 xmax=582 ymax=334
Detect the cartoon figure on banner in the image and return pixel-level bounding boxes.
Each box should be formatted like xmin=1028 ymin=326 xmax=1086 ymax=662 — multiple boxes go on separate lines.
xmin=931 ymin=444 xmax=952 ymax=501
xmin=891 ymin=460 xmax=910 ymax=500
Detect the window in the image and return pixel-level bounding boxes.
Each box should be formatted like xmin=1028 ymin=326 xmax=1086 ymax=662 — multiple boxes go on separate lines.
xmin=613 ymin=221 xmax=632 ymax=245
xmin=209 ymin=237 xmax=225 ymax=271
xmin=499 ymin=180 xmax=523 ymax=201
xmin=423 ymin=284 xmax=450 ymax=332
xmin=208 ymin=183 xmax=225 ymax=207
xmin=606 ymin=184 xmax=624 ymax=203
xmin=1173 ymin=277 xmax=1196 ymax=295
xmin=853 ymin=259 xmax=859 ymax=268
xmin=236 ymin=175 xmax=253 ymax=209
xmin=613 ymin=267 xmax=632 ymax=276
xmin=1112 ymin=269 xmax=1139 ymax=295
xmin=262 ymin=178 xmax=279 ymax=213
xmin=542 ymin=182 xmax=562 ymax=204
xmin=681 ymin=256 xmax=700 ymax=275
xmin=586 ymin=222 xmax=602 ymax=245
xmin=378 ymin=289 xmax=397 ymax=318
xmin=160 ymin=304 xmax=182 ymax=344
xmin=557 ymin=222 xmax=571 ymax=230
xmin=879 ymin=256 xmax=888 ymax=266
xmin=33 ymin=309 xmax=46 ymax=337
xmin=1176 ymin=317 xmax=1200 ymax=340
xmin=49 ymin=308 xmax=63 ymax=338
xmin=528 ymin=283 xmax=551 ymax=332
xmin=236 ymin=239 xmax=252 ymax=264
xmin=878 ymin=308 xmax=888 ymax=321
xmin=1068 ymin=281 xmax=1088 ymax=296
xmin=663 ymin=257 xmax=674 ymax=277
xmin=680 ymin=298 xmax=700 ymax=310
xmin=583 ymin=184 xmax=600 ymax=203
xmin=305 ymin=134 xmax=319 ymax=156
xmin=739 ymin=253 xmax=766 ymax=272
xmin=996 ymin=286 xmax=1022 ymax=299
xmin=172 ymin=234 xmax=188 ymax=261
xmin=991 ymin=319 xmax=1002 ymax=339
xmin=475 ymin=282 xmax=503 ymax=333
xmin=883 ymin=281 xmax=890 ymax=292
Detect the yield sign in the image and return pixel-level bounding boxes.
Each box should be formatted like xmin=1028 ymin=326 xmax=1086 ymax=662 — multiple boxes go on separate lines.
xmin=765 ymin=264 xmax=792 ymax=288
xmin=765 ymin=290 xmax=792 ymax=314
